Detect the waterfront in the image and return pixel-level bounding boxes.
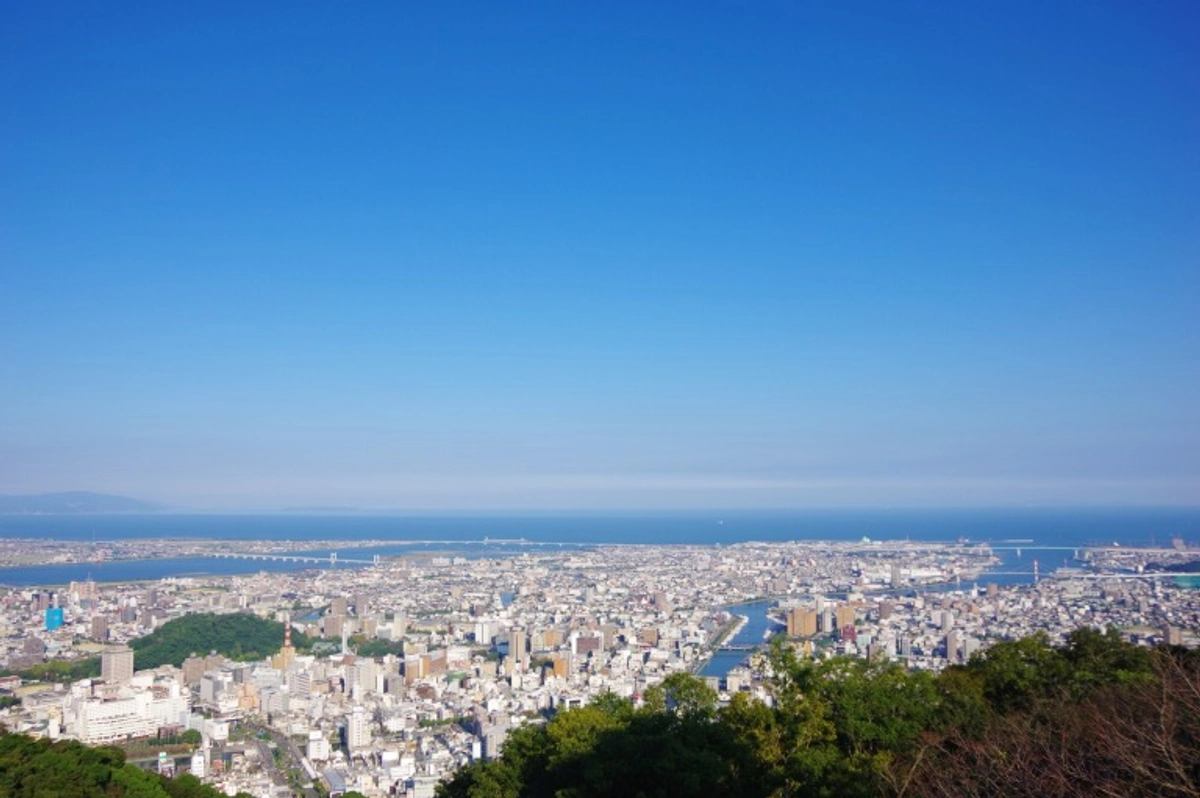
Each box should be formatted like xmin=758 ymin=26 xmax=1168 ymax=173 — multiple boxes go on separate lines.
xmin=699 ymin=600 xmax=782 ymax=679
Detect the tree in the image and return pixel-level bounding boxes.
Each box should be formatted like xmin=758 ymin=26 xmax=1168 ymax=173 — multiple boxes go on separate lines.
xmin=643 ymin=673 xmax=718 ymax=719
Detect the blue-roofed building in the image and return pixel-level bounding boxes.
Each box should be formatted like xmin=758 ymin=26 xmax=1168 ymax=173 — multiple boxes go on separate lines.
xmin=45 ymin=607 xmax=64 ymax=631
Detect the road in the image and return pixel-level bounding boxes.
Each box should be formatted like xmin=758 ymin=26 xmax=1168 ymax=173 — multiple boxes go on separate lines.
xmin=243 ymin=720 xmax=319 ymax=798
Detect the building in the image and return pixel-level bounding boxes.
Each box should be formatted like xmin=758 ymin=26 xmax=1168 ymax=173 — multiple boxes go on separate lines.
xmin=308 ymin=729 xmax=331 ymax=761
xmin=67 ymin=677 xmax=189 ymax=744
xmin=835 ymin=606 xmax=856 ymax=632
xmin=787 ymin=608 xmax=817 ymax=637
xmin=45 ymin=607 xmax=64 ymax=631
xmin=346 ymin=705 xmax=371 ymax=752
xmin=101 ymin=647 xmax=135 ymax=684
xmin=90 ymin=616 xmax=109 ymax=641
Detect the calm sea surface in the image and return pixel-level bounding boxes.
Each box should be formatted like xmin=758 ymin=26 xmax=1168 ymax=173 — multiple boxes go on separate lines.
xmin=0 ymin=508 xmax=1196 ymax=586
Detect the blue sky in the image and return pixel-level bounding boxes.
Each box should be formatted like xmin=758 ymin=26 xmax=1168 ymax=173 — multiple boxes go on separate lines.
xmin=2 ymin=2 xmax=1197 ymax=509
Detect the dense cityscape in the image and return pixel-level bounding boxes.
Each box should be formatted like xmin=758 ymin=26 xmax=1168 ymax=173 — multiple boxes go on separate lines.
xmin=2 ymin=537 xmax=1198 ymax=797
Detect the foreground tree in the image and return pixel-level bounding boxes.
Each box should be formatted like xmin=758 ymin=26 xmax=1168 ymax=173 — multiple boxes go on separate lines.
xmin=438 ymin=632 xmax=1199 ymax=798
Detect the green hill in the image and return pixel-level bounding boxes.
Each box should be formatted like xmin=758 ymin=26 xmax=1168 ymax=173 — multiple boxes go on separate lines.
xmin=0 ymin=730 xmax=251 ymax=798
xmin=130 ymin=612 xmax=311 ymax=669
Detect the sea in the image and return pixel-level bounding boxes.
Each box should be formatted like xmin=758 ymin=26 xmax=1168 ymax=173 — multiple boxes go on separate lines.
xmin=0 ymin=507 xmax=1197 ymax=587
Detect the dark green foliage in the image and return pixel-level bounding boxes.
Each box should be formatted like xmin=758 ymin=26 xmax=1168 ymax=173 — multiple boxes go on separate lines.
xmin=350 ymin=636 xmax=405 ymax=658
xmin=941 ymin=626 xmax=1156 ymax=718
xmin=0 ymin=657 xmax=101 ymax=683
xmin=0 ymin=730 xmax=235 ymax=798
xmin=129 ymin=613 xmax=312 ymax=668
xmin=439 ymin=630 xmax=1194 ymax=798
xmin=437 ymin=679 xmax=748 ymax=798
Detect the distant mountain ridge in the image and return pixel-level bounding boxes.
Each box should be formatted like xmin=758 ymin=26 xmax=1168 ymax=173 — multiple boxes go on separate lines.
xmin=0 ymin=491 xmax=163 ymax=514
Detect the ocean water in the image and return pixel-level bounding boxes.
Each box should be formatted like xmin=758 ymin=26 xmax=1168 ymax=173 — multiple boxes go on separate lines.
xmin=0 ymin=508 xmax=1196 ymax=586
xmin=2 ymin=507 xmax=1198 ymax=545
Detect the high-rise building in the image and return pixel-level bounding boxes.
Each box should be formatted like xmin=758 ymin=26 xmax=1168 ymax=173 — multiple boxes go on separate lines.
xmin=45 ymin=607 xmax=64 ymax=631
xmin=101 ymin=646 xmax=135 ymax=683
xmin=323 ymin=614 xmax=345 ymax=640
xmin=940 ymin=610 xmax=955 ymax=632
xmin=835 ymin=606 xmax=856 ymax=632
xmin=508 ymin=626 xmax=528 ymax=660
xmin=90 ymin=616 xmax=109 ymax=641
xmin=346 ymin=705 xmax=371 ymax=751
xmin=787 ymin=608 xmax=817 ymax=637
xmin=945 ymin=630 xmax=961 ymax=663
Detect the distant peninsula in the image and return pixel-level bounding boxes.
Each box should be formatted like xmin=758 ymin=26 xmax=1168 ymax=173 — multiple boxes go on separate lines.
xmin=0 ymin=491 xmax=163 ymax=514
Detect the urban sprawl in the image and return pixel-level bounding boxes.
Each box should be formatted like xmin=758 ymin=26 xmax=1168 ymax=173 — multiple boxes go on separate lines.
xmin=2 ymin=539 xmax=1199 ymax=798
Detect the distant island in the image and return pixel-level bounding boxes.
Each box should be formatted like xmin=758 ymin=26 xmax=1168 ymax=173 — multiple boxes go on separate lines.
xmin=279 ymin=505 xmax=361 ymax=514
xmin=0 ymin=491 xmax=164 ymax=514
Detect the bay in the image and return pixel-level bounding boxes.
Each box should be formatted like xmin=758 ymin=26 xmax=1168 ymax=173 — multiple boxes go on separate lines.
xmin=0 ymin=508 xmax=1196 ymax=586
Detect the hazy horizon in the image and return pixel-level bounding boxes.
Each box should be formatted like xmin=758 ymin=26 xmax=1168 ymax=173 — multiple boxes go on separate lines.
xmin=3 ymin=488 xmax=1199 ymax=515
xmin=3 ymin=3 xmax=1197 ymax=511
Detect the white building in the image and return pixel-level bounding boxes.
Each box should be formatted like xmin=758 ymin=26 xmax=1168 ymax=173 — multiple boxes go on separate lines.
xmin=346 ymin=705 xmax=371 ymax=752
xmin=66 ymin=677 xmax=189 ymax=744
xmin=308 ymin=729 xmax=331 ymax=761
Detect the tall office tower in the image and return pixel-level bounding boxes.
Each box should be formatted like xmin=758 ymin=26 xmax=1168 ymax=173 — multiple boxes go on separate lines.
xmin=330 ymin=597 xmax=349 ymax=617
xmin=101 ymin=646 xmax=135 ymax=683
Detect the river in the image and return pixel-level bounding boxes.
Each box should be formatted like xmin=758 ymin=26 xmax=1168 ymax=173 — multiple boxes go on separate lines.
xmin=698 ymin=599 xmax=782 ymax=679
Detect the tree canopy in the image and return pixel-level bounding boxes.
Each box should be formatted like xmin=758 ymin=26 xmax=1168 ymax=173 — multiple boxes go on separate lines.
xmin=0 ymin=730 xmax=253 ymax=798
xmin=437 ymin=630 xmax=1200 ymax=798
xmin=129 ymin=612 xmax=312 ymax=668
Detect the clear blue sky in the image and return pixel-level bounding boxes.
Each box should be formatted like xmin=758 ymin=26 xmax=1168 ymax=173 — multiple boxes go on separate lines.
xmin=2 ymin=2 xmax=1197 ymax=510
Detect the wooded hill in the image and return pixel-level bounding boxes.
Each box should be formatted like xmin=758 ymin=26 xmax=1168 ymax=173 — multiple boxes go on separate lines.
xmin=130 ymin=612 xmax=312 ymax=669
xmin=437 ymin=629 xmax=1200 ymax=798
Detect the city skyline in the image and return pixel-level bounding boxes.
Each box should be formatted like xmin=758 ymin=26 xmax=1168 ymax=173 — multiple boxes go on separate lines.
xmin=3 ymin=3 xmax=1197 ymax=510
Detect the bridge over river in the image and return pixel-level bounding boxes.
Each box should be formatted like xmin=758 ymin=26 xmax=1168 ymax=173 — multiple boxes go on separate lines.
xmin=208 ymin=552 xmax=379 ymax=565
